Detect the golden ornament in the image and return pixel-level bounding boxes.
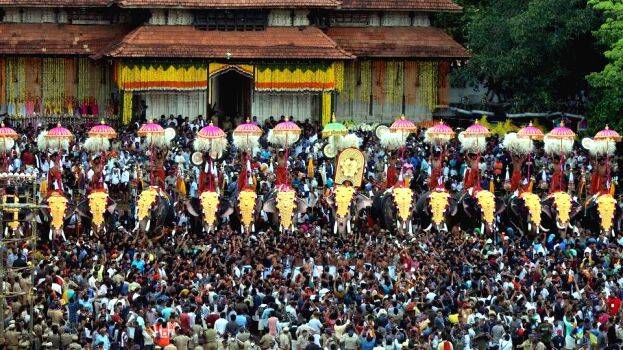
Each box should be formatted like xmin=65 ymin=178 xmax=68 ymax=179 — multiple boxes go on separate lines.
xmin=597 ymin=194 xmax=616 ymax=232
xmin=393 ymin=187 xmax=413 ymax=223
xmin=520 ymin=192 xmax=542 ymax=227
xmin=476 ymin=190 xmax=495 ymax=226
xmin=48 ymin=192 xmax=68 ymax=231
xmin=276 ymin=189 xmax=297 ymax=230
xmin=199 ymin=191 xmax=219 ymax=227
xmin=238 ymin=189 xmax=257 ymax=230
xmin=88 ymin=190 xmax=108 ymax=229
xmin=334 ymin=185 xmax=355 ymax=218
xmin=551 ymin=191 xmax=571 ymax=226
xmin=429 ymin=190 xmax=450 ymax=225
xmin=137 ymin=187 xmax=159 ymax=221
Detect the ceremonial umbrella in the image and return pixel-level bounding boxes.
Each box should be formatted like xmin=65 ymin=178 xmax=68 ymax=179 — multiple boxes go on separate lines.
xmin=194 ymin=122 xmax=227 ymax=156
xmin=233 ymin=119 xmax=263 ymax=152
xmin=459 ymin=120 xmax=491 ymax=190
xmin=517 ymin=122 xmax=544 ymax=181
xmin=84 ymin=120 xmax=117 ymax=153
xmin=322 ymin=114 xmax=348 ymax=138
xmin=0 ymin=124 xmax=18 ymax=171
xmin=424 ymin=120 xmax=455 ymax=145
xmin=389 ymin=115 xmax=417 ymax=147
xmin=594 ymin=125 xmax=621 ymax=191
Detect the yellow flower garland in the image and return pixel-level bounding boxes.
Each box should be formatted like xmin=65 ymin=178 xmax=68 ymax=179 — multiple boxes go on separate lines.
xmin=334 ymin=185 xmax=355 ymax=218
xmin=88 ymin=190 xmax=108 ymax=229
xmin=476 ymin=190 xmax=495 ymax=225
xmin=122 ymin=91 xmax=133 ymax=125
xmin=199 ymin=191 xmax=219 ymax=227
xmin=322 ymin=91 xmax=332 ymax=126
xmin=597 ymin=194 xmax=616 ymax=232
xmin=429 ymin=190 xmax=450 ymax=225
xmin=117 ymin=63 xmax=208 ymax=91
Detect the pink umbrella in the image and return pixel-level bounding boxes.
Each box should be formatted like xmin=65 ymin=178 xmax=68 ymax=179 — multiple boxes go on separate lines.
xmin=425 ymin=120 xmax=455 ymax=145
xmin=545 ymin=121 xmax=575 ymax=140
xmin=390 ymin=115 xmax=418 ymax=134
xmin=46 ymin=123 xmax=74 ymax=140
xmin=137 ymin=121 xmax=165 ymax=137
xmin=594 ymin=125 xmax=621 ymax=142
xmin=517 ymin=122 xmax=544 ymax=140
xmin=233 ymin=120 xmax=263 ymax=137
xmin=0 ymin=124 xmax=18 ymax=140
xmin=197 ymin=123 xmax=226 ymax=140
xmin=463 ymin=120 xmax=491 ymax=137
xmin=88 ymin=121 xmax=117 ymax=139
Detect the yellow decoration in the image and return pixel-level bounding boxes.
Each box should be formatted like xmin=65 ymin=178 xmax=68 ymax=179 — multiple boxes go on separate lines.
xmin=122 ymin=91 xmax=133 ymax=125
xmin=476 ymin=190 xmax=495 ymax=225
xmin=597 ymin=194 xmax=617 ymax=232
xmin=521 ymin=192 xmax=542 ymax=227
xmin=551 ymin=191 xmax=572 ymax=226
xmin=255 ymin=63 xmax=337 ymax=92
xmin=48 ymin=192 xmax=68 ymax=231
xmin=429 ymin=190 xmax=450 ymax=225
xmin=322 ymin=91 xmax=332 ymax=126
xmin=334 ymin=185 xmax=356 ymax=218
xmin=418 ymin=61 xmax=438 ymax=113
xmin=276 ymin=189 xmax=297 ymax=230
xmin=117 ymin=63 xmax=208 ymax=91
xmin=333 ymin=61 xmax=344 ymax=92
xmin=393 ymin=187 xmax=413 ymax=223
xmin=2 ymin=195 xmax=19 ymax=230
xmin=88 ymin=190 xmax=108 ymax=229
xmin=238 ymin=189 xmax=257 ymax=230
xmin=137 ymin=187 xmax=159 ymax=221
xmin=209 ymin=63 xmax=254 ymax=78
xmin=199 ymin=191 xmax=219 ymax=228
xmin=335 ymin=148 xmax=365 ymax=187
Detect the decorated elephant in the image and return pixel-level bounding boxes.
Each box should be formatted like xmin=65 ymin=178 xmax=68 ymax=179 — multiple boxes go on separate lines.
xmin=454 ymin=189 xmax=505 ymax=235
xmin=261 ymin=188 xmax=309 ymax=232
xmin=504 ymin=192 xmax=549 ymax=236
xmin=72 ymin=195 xmax=117 ymax=236
xmin=371 ymin=186 xmax=417 ymax=235
xmin=541 ymin=192 xmax=583 ymax=234
xmin=414 ymin=189 xmax=458 ymax=233
xmin=135 ymin=187 xmax=175 ymax=239
xmin=326 ymin=184 xmax=372 ymax=237
xmin=582 ymin=193 xmax=622 ymax=235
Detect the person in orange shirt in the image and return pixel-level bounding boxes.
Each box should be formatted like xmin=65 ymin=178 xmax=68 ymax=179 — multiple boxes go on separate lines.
xmin=153 ymin=318 xmax=176 ymax=348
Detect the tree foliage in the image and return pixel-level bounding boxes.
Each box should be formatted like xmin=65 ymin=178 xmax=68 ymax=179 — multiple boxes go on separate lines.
xmin=446 ymin=0 xmax=601 ymax=112
xmin=587 ymin=0 xmax=623 ymax=131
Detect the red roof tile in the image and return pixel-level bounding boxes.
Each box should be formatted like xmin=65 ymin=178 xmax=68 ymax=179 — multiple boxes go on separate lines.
xmin=325 ymin=26 xmax=470 ymax=58
xmin=117 ymin=0 xmax=339 ymax=8
xmin=0 ymin=23 xmax=131 ymax=56
xmin=96 ymin=25 xmax=354 ymax=60
xmin=339 ymin=0 xmax=461 ymax=11
xmin=0 ymin=0 xmax=111 ymax=6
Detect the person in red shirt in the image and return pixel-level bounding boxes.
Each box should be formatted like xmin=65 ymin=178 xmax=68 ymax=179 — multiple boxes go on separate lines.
xmin=607 ymin=294 xmax=621 ymax=317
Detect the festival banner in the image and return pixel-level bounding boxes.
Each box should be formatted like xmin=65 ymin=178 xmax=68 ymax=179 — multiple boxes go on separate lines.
xmin=208 ymin=63 xmax=254 ymax=78
xmin=254 ymin=62 xmax=341 ymax=92
xmin=116 ymin=62 xmax=208 ymax=92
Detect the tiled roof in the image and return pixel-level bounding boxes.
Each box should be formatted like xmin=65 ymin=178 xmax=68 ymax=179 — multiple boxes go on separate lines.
xmin=116 ymin=0 xmax=340 ymax=8
xmin=0 ymin=0 xmax=112 ymax=6
xmin=0 ymin=23 xmax=131 ymax=55
xmin=95 ymin=25 xmax=354 ymax=59
xmin=325 ymin=26 xmax=470 ymax=58
xmin=339 ymin=0 xmax=461 ymax=11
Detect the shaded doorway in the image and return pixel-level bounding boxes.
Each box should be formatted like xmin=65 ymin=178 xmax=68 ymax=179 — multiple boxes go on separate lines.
xmin=210 ymin=70 xmax=253 ymax=128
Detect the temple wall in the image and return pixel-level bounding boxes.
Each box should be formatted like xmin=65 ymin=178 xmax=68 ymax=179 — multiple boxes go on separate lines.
xmin=252 ymin=93 xmax=320 ymax=122
xmin=335 ymin=60 xmax=449 ymax=123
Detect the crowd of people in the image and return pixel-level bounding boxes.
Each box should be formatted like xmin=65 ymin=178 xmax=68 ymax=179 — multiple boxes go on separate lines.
xmin=0 ymin=113 xmax=622 ymax=350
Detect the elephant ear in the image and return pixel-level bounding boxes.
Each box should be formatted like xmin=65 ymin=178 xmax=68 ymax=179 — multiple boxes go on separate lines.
xmin=107 ymin=201 xmax=118 ymax=214
xmin=221 ymin=204 xmax=234 ymax=219
xmin=325 ymin=193 xmax=335 ymax=207
xmin=355 ymin=194 xmax=373 ymax=213
xmin=541 ymin=200 xmax=552 ymax=220
xmin=262 ymin=198 xmax=277 ymax=214
xmin=570 ymin=200 xmax=583 ymax=220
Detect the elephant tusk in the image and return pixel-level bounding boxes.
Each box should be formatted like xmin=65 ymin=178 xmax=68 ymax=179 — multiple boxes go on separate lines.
xmin=539 ymin=225 xmax=549 ymax=232
xmin=443 ymin=223 xmax=448 ymax=232
xmin=481 ymin=223 xmax=484 ymax=234
xmin=241 ymin=225 xmax=244 ymax=234
xmin=557 ymin=221 xmax=567 ymax=230
xmin=408 ymin=222 xmax=413 ymax=236
xmin=334 ymin=221 xmax=338 ymax=234
xmin=424 ymin=223 xmax=432 ymax=232
xmin=49 ymin=229 xmax=52 ymax=240
xmin=347 ymin=220 xmax=352 ymax=234
xmin=528 ymin=223 xmax=532 ymax=232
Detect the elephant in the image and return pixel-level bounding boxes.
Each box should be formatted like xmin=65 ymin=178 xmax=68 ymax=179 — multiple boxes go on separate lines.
xmin=326 ymin=190 xmax=372 ymax=237
xmin=541 ymin=192 xmax=583 ymax=235
xmin=371 ymin=189 xmax=416 ymax=235
xmin=504 ymin=194 xmax=550 ymax=237
xmin=261 ymin=189 xmax=309 ymax=232
xmin=72 ymin=197 xmax=118 ymax=237
xmin=414 ymin=190 xmax=459 ymax=233
xmin=136 ymin=194 xmax=175 ymax=239
xmin=582 ymin=194 xmax=623 ymax=235
xmin=454 ymin=189 xmax=505 ymax=235
xmin=186 ymin=194 xmax=240 ymax=234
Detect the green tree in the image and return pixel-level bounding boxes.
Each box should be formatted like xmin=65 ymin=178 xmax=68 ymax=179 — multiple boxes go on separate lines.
xmin=457 ymin=0 xmax=602 ymax=111
xmin=587 ymin=0 xmax=623 ymax=131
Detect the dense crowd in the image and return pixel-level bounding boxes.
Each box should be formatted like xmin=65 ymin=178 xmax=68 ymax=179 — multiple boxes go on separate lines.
xmin=0 ymin=114 xmax=622 ymax=350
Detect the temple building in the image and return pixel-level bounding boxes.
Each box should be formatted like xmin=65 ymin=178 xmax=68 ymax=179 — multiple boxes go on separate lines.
xmin=0 ymin=0 xmax=469 ymax=126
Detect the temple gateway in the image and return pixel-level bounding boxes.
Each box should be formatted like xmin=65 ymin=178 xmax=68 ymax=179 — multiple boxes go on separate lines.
xmin=0 ymin=0 xmax=469 ymax=126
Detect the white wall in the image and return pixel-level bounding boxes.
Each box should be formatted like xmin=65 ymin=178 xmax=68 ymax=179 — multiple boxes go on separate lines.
xmin=142 ymin=91 xmax=207 ymax=120
xmin=252 ymin=92 xmax=320 ymax=122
